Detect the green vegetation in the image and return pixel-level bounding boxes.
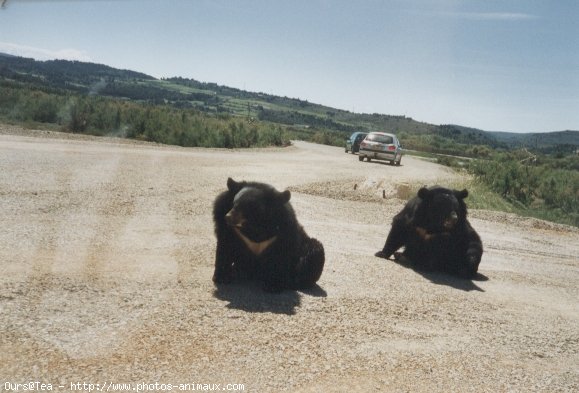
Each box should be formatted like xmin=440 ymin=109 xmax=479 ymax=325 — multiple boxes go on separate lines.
xmin=1 ymin=53 xmax=578 ymax=227
xmin=436 ymin=151 xmax=579 ymax=227
xmin=0 ymin=82 xmax=291 ymax=148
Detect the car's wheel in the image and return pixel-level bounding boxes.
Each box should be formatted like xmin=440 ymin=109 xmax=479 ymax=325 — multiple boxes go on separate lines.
xmin=359 ymin=155 xmax=364 ymax=161
xmin=367 ymin=157 xmax=372 ymax=162
xmin=345 ymin=148 xmax=348 ymax=153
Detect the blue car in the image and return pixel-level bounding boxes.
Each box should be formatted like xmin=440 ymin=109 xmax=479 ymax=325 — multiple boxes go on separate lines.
xmin=345 ymin=132 xmax=368 ymax=154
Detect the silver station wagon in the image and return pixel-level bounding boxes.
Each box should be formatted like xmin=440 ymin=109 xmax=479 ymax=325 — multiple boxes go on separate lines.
xmin=358 ymin=132 xmax=402 ymax=165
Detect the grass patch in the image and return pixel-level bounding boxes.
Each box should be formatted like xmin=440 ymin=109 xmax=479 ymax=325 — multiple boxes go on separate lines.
xmin=402 ymin=176 xmax=577 ymax=228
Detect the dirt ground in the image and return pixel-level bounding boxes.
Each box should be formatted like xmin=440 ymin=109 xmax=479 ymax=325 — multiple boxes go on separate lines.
xmin=1 ymin=125 xmax=578 ymax=392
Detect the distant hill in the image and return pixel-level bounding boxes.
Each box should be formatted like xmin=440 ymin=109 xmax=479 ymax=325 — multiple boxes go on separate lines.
xmin=0 ymin=53 xmax=154 ymax=93
xmin=1 ymin=52 xmax=577 ymax=153
xmin=489 ymin=130 xmax=579 ymax=148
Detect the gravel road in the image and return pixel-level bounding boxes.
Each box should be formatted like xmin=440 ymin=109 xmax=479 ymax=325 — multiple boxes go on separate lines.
xmin=1 ymin=126 xmax=578 ymax=392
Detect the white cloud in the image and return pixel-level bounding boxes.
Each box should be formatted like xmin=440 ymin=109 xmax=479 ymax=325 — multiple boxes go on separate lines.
xmin=0 ymin=42 xmax=92 ymax=61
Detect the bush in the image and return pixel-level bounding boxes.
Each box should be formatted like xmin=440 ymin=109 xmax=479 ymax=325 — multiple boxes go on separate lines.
xmin=468 ymin=153 xmax=579 ymax=227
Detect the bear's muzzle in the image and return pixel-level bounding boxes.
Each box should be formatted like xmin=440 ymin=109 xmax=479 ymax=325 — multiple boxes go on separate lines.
xmin=443 ymin=211 xmax=458 ymax=230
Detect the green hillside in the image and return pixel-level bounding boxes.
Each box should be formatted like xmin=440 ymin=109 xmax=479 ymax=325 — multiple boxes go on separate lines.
xmin=1 ymin=53 xmax=577 ymax=156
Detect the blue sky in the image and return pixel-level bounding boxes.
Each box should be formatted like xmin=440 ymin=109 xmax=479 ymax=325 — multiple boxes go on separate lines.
xmin=1 ymin=0 xmax=577 ymax=133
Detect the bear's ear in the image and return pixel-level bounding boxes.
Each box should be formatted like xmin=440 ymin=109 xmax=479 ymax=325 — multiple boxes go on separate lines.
xmin=455 ymin=189 xmax=468 ymax=199
xmin=277 ymin=190 xmax=291 ymax=204
xmin=417 ymin=187 xmax=430 ymax=200
xmin=227 ymin=178 xmax=242 ymax=193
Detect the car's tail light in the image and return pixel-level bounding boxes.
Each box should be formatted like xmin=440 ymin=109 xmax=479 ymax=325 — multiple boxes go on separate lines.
xmin=361 ymin=142 xmax=367 ymax=148
xmin=388 ymin=145 xmax=396 ymax=151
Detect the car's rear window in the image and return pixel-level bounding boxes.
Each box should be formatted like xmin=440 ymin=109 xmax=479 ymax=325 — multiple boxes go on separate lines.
xmin=367 ymin=134 xmax=393 ymax=144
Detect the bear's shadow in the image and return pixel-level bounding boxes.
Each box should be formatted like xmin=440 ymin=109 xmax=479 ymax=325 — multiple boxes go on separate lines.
xmin=392 ymin=257 xmax=489 ymax=292
xmin=213 ymin=281 xmax=327 ymax=315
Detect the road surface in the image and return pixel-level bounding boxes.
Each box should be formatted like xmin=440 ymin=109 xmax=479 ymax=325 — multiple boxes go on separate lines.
xmin=1 ymin=126 xmax=578 ymax=392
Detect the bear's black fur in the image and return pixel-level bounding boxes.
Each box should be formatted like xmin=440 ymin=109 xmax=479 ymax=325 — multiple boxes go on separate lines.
xmin=212 ymin=178 xmax=325 ymax=292
xmin=375 ymin=186 xmax=483 ymax=278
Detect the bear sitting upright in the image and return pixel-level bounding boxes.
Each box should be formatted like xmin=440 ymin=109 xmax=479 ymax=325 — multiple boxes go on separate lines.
xmin=375 ymin=186 xmax=483 ymax=278
xmin=212 ymin=178 xmax=325 ymax=293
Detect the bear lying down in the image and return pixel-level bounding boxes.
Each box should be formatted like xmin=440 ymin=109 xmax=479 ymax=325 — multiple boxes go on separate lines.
xmin=212 ymin=178 xmax=325 ymax=293
xmin=375 ymin=186 xmax=483 ymax=279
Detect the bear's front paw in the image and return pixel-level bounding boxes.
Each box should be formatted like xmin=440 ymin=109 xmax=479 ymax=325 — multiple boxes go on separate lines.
xmin=374 ymin=250 xmax=389 ymax=259
xmin=458 ymin=267 xmax=475 ymax=280
xmin=459 ymin=254 xmax=480 ymax=279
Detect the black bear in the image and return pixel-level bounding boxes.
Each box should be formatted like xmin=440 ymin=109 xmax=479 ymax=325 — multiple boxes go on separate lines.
xmin=212 ymin=178 xmax=325 ymax=292
xmin=375 ymin=186 xmax=483 ymax=278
